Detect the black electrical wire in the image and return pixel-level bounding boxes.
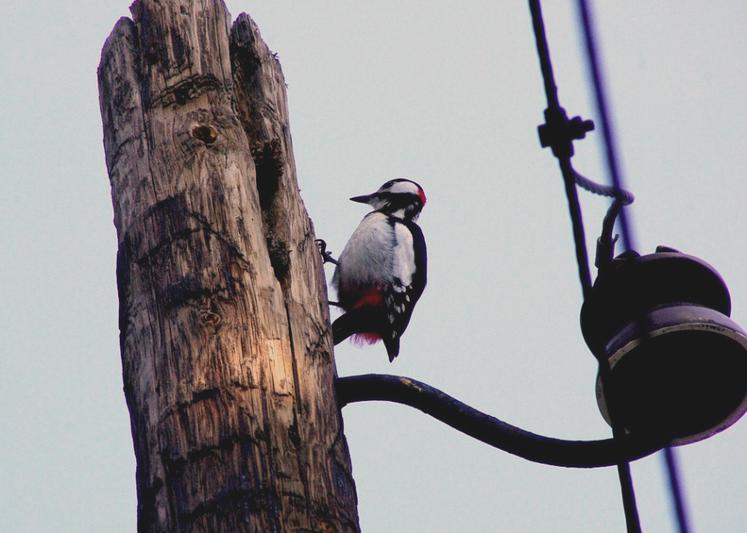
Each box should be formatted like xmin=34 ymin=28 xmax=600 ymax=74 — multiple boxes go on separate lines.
xmin=527 ymin=1 xmax=642 ymax=531
xmin=664 ymin=447 xmax=692 ymax=533
xmin=575 ymin=3 xmax=692 ymax=533
xmin=528 ymin=0 xmax=592 ymax=298
xmin=575 ymin=0 xmax=636 ymax=253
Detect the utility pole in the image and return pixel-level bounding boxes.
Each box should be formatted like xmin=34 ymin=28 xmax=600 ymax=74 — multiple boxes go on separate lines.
xmin=98 ymin=1 xmax=360 ymax=531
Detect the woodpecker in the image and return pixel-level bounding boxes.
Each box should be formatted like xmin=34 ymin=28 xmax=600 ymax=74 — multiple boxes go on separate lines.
xmin=331 ymin=178 xmax=427 ymax=361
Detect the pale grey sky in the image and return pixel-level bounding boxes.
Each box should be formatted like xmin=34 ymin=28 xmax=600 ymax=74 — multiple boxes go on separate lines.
xmin=1 ymin=1 xmax=745 ymax=532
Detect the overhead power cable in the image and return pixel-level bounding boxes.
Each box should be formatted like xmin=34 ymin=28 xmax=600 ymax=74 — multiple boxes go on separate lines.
xmin=575 ymin=2 xmax=691 ymax=533
xmin=527 ymin=1 xmax=641 ymax=530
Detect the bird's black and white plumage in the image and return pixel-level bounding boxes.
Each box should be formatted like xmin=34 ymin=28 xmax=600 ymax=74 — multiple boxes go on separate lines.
xmin=332 ymin=178 xmax=427 ymax=361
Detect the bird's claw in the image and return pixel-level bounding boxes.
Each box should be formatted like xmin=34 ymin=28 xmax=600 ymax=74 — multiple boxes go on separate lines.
xmin=316 ymin=239 xmax=340 ymax=265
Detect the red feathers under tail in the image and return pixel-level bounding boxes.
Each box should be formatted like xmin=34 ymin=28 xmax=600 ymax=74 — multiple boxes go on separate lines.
xmin=351 ymin=332 xmax=382 ymax=345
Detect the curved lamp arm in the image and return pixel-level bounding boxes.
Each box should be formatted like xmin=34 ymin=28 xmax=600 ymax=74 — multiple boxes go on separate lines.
xmin=336 ymin=374 xmax=667 ymax=469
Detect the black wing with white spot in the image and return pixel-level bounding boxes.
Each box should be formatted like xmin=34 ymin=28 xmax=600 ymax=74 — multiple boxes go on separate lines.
xmin=382 ymin=219 xmax=427 ymax=360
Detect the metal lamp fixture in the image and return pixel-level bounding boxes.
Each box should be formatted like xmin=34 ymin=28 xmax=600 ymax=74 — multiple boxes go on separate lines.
xmin=581 ymin=246 xmax=747 ymax=445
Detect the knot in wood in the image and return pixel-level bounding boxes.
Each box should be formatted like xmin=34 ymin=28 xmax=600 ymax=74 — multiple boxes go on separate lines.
xmin=199 ymin=307 xmax=222 ymax=330
xmin=318 ymin=519 xmax=338 ymax=533
xmin=191 ymin=124 xmax=218 ymax=145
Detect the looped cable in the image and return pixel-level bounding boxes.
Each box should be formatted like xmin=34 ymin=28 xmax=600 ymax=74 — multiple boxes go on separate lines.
xmin=573 ymin=169 xmax=634 ymax=204
xmin=571 ymin=168 xmax=634 ymax=269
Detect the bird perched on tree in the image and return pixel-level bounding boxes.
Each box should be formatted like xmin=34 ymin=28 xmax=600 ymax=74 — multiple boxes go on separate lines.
xmin=330 ymin=178 xmax=427 ymax=361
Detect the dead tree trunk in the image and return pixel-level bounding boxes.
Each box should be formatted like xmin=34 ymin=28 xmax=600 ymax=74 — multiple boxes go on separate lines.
xmin=97 ymin=1 xmax=359 ymax=531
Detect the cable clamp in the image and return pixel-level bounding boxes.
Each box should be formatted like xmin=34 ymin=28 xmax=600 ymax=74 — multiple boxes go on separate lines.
xmin=538 ymin=106 xmax=595 ymax=158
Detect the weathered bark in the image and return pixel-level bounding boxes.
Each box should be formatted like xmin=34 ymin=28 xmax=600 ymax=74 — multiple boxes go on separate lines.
xmin=97 ymin=1 xmax=359 ymax=531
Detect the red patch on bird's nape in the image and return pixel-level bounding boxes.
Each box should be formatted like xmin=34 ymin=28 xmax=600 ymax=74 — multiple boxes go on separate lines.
xmin=352 ymin=332 xmax=382 ymax=345
xmin=417 ymin=188 xmax=427 ymax=205
xmin=351 ymin=287 xmax=384 ymax=309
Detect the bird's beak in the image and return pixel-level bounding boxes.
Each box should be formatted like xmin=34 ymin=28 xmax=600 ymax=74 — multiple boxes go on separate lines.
xmin=349 ymin=193 xmax=376 ymax=204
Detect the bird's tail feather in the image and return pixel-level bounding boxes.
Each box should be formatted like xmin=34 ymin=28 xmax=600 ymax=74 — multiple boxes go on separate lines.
xmin=332 ymin=308 xmax=385 ymax=345
xmin=384 ymin=337 xmax=400 ymax=362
